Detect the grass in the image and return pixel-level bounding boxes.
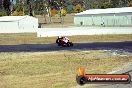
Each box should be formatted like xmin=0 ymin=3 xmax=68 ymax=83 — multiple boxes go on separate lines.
xmin=0 ymin=51 xmax=132 ymax=88
xmin=0 ymin=33 xmax=132 ymax=88
xmin=0 ymin=33 xmax=132 ymax=45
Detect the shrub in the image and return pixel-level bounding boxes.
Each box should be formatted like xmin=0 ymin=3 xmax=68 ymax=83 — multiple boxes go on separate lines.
xmin=58 ymin=8 xmax=67 ymax=16
xmin=128 ymin=2 xmax=132 ymax=7
xmin=0 ymin=10 xmax=7 ymax=16
xmin=12 ymin=11 xmax=24 ymax=16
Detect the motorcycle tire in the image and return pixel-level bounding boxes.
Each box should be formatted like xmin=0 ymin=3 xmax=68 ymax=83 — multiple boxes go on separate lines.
xmin=67 ymin=42 xmax=73 ymax=47
xmin=70 ymin=42 xmax=73 ymax=46
xmin=67 ymin=42 xmax=71 ymax=47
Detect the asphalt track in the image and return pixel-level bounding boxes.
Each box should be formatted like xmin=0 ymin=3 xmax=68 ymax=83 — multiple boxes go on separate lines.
xmin=0 ymin=41 xmax=132 ymax=52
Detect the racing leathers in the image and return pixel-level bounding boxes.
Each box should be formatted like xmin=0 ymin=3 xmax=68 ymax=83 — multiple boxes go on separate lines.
xmin=61 ymin=37 xmax=69 ymax=43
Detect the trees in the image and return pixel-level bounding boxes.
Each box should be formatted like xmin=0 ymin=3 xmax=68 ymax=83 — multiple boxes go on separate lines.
xmin=26 ymin=0 xmax=33 ymax=16
xmin=14 ymin=0 xmax=33 ymax=16
xmin=3 ymin=0 xmax=11 ymax=15
xmin=111 ymin=0 xmax=130 ymax=7
xmin=100 ymin=2 xmax=113 ymax=9
xmin=81 ymin=0 xmax=132 ymax=9
xmin=2 ymin=0 xmax=131 ymax=17
xmin=83 ymin=0 xmax=91 ymax=9
xmin=0 ymin=11 xmax=7 ymax=16
xmin=73 ymin=4 xmax=84 ymax=13
xmin=65 ymin=2 xmax=73 ymax=13
xmin=0 ymin=0 xmax=3 ymax=10
xmin=12 ymin=2 xmax=24 ymax=16
xmin=128 ymin=1 xmax=132 ymax=7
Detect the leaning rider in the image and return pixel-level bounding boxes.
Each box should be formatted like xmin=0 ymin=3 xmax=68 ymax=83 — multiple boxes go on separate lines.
xmin=61 ymin=37 xmax=69 ymax=43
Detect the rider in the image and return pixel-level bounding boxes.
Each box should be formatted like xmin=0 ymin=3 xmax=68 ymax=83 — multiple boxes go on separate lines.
xmin=61 ymin=37 xmax=69 ymax=43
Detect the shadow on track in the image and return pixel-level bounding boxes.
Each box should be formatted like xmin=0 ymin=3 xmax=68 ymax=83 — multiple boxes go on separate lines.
xmin=0 ymin=41 xmax=132 ymax=52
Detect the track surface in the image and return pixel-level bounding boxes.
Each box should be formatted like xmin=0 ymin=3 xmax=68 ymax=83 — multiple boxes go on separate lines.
xmin=0 ymin=41 xmax=132 ymax=52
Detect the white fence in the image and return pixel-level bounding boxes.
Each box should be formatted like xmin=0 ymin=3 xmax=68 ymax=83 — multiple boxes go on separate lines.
xmin=0 ymin=27 xmax=132 ymax=36
xmin=37 ymin=27 xmax=132 ymax=37
xmin=0 ymin=28 xmax=37 ymax=33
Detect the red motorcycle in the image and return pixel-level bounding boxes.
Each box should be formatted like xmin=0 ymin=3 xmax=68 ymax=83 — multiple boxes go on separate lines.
xmin=56 ymin=37 xmax=73 ymax=47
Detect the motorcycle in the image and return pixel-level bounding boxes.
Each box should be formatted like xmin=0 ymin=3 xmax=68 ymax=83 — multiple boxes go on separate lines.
xmin=56 ymin=38 xmax=73 ymax=47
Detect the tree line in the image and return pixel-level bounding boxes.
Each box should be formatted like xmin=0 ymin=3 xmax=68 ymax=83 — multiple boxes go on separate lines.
xmin=0 ymin=0 xmax=132 ymax=16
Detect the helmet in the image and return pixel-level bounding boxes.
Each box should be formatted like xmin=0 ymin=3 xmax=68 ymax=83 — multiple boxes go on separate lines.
xmin=58 ymin=36 xmax=61 ymax=38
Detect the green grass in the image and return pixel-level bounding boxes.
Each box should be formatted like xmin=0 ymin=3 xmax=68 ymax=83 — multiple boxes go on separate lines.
xmin=0 ymin=51 xmax=132 ymax=88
